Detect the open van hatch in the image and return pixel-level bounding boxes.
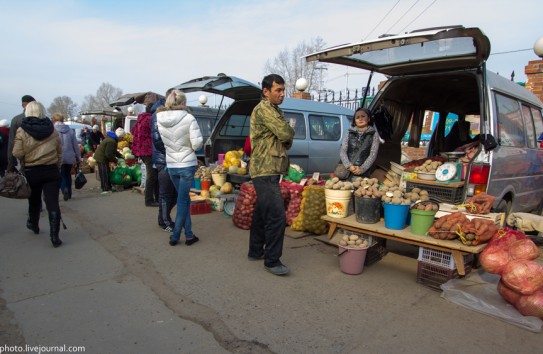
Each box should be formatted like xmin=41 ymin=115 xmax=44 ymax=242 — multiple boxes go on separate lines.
xmin=175 ymin=75 xmax=261 ymax=101
xmin=304 ymin=26 xmax=490 ymax=76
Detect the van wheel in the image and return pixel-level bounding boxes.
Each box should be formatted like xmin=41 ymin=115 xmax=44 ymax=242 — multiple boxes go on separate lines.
xmin=495 ymin=199 xmax=511 ymax=218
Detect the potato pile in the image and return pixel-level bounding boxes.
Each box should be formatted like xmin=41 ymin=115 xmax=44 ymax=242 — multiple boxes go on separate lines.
xmin=212 ymin=165 xmax=227 ymax=174
xmin=353 ymin=177 xmax=383 ymax=198
xmin=414 ymin=159 xmax=443 ymax=173
xmin=338 ymin=233 xmax=370 ymax=248
xmin=381 ymin=186 xmax=430 ymax=205
xmin=411 ymin=200 xmax=439 ymax=211
xmin=325 ymin=177 xmax=354 ymax=190
xmin=195 ymin=166 xmax=212 ymax=180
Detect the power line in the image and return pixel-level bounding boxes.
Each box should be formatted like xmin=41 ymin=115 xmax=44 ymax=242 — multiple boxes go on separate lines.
xmin=490 ymin=48 xmax=532 ymax=55
xmin=398 ymin=0 xmax=438 ymax=33
xmin=384 ymin=0 xmax=420 ymax=34
xmin=363 ymin=0 xmax=401 ymax=41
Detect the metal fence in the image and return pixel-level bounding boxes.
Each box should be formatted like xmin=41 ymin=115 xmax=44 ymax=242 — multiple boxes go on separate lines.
xmin=314 ymin=87 xmax=375 ymax=111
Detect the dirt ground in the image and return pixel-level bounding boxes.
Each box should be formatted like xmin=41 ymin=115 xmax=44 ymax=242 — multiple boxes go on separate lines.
xmin=0 ymin=174 xmax=541 ymax=353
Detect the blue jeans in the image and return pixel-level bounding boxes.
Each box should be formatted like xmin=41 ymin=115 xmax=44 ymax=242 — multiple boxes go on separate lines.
xmin=168 ymin=165 xmax=196 ymax=241
xmin=249 ymin=175 xmax=286 ymax=267
xmin=60 ymin=163 xmax=73 ymax=198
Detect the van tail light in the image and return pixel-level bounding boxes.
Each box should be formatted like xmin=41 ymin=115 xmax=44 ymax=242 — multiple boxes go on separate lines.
xmin=468 ymin=164 xmax=490 ymax=195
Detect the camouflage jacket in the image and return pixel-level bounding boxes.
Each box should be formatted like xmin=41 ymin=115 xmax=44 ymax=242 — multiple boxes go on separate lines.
xmin=249 ymin=99 xmax=295 ymax=178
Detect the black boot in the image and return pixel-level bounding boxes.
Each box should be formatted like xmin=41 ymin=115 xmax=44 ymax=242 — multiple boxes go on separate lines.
xmin=26 ymin=211 xmax=40 ymax=234
xmin=49 ymin=211 xmax=62 ymax=248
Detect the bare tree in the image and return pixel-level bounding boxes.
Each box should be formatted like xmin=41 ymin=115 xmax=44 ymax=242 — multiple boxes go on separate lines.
xmin=47 ymin=96 xmax=78 ymax=120
xmin=80 ymin=82 xmax=123 ymax=112
xmin=264 ymin=37 xmax=327 ymax=97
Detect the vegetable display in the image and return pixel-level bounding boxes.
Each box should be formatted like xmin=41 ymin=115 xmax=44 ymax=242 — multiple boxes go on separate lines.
xmin=232 ymin=182 xmax=256 ymax=230
xmin=291 ymin=186 xmax=327 ymax=235
xmin=481 ymin=228 xmax=543 ymax=319
xmin=338 ymin=233 xmax=370 ymax=248
xmin=283 ymin=181 xmax=304 ymax=226
xmin=462 ymin=192 xmax=496 ymax=214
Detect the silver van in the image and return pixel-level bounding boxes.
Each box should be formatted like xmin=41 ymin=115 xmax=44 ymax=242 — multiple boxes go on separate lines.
xmin=306 ymin=25 xmax=543 ymax=215
xmin=175 ymin=75 xmax=354 ymax=175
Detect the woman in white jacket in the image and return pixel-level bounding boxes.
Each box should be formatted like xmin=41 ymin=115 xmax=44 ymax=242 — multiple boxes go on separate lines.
xmin=156 ymin=90 xmax=203 ymax=246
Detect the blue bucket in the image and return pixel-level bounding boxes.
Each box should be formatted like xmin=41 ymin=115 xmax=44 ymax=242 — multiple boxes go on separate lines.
xmin=194 ymin=177 xmax=201 ymax=190
xmin=382 ymin=202 xmax=410 ymax=230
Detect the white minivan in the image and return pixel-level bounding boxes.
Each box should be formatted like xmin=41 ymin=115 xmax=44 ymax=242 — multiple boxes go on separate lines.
xmin=306 ymin=25 xmax=543 ymax=215
xmin=175 ymin=75 xmax=354 ymax=175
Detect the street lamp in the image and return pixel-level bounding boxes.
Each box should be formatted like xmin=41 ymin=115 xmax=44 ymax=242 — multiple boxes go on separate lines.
xmin=198 ymin=95 xmax=208 ymax=106
xmin=295 ymin=78 xmax=309 ymax=92
xmin=534 ymin=36 xmax=543 ymax=58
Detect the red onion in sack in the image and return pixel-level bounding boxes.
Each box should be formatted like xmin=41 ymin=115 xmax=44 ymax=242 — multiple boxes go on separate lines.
xmin=509 ymin=239 xmax=540 ymax=261
xmin=232 ymin=182 xmax=256 ymax=230
xmin=502 ymin=259 xmax=543 ymax=295
xmin=516 ymin=290 xmax=543 ymax=319
xmin=497 ymin=280 xmax=522 ymax=305
xmin=480 ymin=246 xmax=511 ymax=275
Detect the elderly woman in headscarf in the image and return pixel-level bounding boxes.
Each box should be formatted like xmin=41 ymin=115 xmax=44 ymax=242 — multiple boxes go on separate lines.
xmin=93 ymin=128 xmax=123 ymax=194
xmin=12 ymin=102 xmax=64 ymax=247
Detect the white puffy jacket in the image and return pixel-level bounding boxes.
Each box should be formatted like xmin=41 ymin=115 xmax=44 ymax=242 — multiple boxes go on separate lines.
xmin=156 ymin=107 xmax=203 ymax=168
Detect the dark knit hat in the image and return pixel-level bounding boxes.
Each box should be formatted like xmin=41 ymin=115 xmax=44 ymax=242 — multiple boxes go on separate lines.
xmin=21 ymin=95 xmax=35 ymax=103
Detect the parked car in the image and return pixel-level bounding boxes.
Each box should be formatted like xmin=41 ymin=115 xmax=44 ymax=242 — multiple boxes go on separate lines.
xmin=305 ymin=25 xmax=543 ymax=215
xmin=123 ymin=106 xmax=223 ymax=164
xmin=63 ymin=122 xmax=93 ymax=145
xmin=175 ymin=75 xmax=355 ymax=176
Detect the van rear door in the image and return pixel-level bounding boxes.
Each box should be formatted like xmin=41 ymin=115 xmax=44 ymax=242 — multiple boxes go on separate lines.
xmin=304 ymin=26 xmax=490 ymax=75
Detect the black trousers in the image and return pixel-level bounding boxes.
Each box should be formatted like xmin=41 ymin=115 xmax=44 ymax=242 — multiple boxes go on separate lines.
xmin=97 ymin=162 xmax=111 ymax=191
xmin=141 ymin=156 xmax=159 ymax=204
xmin=249 ymin=175 xmax=286 ymax=267
xmin=25 ymin=165 xmax=60 ymax=215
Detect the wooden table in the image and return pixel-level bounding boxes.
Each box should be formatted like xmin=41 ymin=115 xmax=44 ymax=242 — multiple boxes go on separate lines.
xmin=321 ymin=214 xmax=487 ymax=275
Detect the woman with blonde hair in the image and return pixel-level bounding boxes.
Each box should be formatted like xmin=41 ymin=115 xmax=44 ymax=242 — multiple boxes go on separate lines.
xmin=13 ymin=102 xmax=64 ymax=247
xmin=156 ymin=89 xmax=203 ymax=246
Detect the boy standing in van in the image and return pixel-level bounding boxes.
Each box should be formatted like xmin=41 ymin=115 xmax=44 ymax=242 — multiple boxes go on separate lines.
xmin=248 ymin=74 xmax=295 ymax=276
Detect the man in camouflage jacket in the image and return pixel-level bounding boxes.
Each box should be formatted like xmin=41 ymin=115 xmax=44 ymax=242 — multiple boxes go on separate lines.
xmin=248 ymin=74 xmax=295 ymax=276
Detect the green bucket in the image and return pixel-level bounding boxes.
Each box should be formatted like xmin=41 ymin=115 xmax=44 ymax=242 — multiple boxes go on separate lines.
xmin=410 ymin=208 xmax=438 ymax=235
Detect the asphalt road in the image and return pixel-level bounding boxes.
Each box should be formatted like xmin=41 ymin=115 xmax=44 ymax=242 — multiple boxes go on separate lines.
xmin=1 ymin=175 xmax=541 ymax=353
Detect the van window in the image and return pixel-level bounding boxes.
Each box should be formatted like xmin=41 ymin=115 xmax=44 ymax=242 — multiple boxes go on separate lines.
xmin=532 ymin=107 xmax=543 ymax=148
xmin=284 ymin=112 xmax=305 ymax=139
xmin=197 ymin=117 xmax=214 ymax=137
xmin=495 ymin=94 xmax=524 ymax=147
xmin=309 ymin=114 xmax=341 ymax=141
xmin=521 ymin=104 xmax=537 ymax=148
xmin=219 ymin=114 xmax=250 ymax=137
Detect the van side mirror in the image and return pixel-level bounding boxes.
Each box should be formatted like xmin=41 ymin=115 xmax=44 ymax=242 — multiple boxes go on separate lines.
xmin=482 ymin=134 xmax=498 ymax=151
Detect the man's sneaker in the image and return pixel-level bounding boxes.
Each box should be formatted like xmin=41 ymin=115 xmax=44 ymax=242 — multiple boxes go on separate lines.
xmin=169 ymin=238 xmax=178 ymax=246
xmin=264 ymin=263 xmax=289 ymax=275
xmin=185 ymin=236 xmax=199 ymax=246
xmin=161 ymin=225 xmax=174 ymax=233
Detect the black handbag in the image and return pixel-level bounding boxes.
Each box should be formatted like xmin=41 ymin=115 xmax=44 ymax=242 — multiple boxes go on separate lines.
xmin=74 ymin=165 xmax=87 ymax=189
xmin=334 ymin=145 xmax=365 ymax=180
xmin=0 ymin=170 xmax=31 ymax=199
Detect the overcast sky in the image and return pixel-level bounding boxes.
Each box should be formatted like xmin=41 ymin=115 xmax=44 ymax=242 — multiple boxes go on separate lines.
xmin=1 ymin=0 xmax=541 ymax=120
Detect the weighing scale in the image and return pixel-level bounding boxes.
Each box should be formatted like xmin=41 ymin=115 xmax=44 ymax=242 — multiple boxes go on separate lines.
xmin=435 ymin=152 xmax=466 ymax=183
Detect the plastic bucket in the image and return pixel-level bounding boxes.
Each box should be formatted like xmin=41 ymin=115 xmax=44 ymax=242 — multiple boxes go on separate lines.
xmin=201 ymin=180 xmax=211 ymax=191
xmin=338 ymin=245 xmax=368 ymax=275
xmin=354 ymin=196 xmax=381 ymax=224
xmin=382 ymin=202 xmax=410 ymax=230
xmin=194 ymin=178 xmax=201 ymax=190
xmin=325 ymin=189 xmax=353 ymax=218
xmin=212 ymin=173 xmax=227 ymax=187
xmin=217 ymin=154 xmax=225 ymax=165
xmin=410 ymin=208 xmax=438 ymax=235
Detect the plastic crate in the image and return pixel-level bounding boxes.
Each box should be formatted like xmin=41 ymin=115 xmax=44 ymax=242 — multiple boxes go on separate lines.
xmin=417 ymin=247 xmax=474 ymax=270
xmin=190 ymin=202 xmax=211 ymax=215
xmin=416 ymin=261 xmax=472 ymax=291
xmin=365 ymin=237 xmax=388 ymax=266
xmin=406 ymin=181 xmax=464 ymax=204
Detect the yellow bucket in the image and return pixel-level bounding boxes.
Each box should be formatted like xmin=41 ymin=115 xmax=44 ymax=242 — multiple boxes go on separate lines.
xmin=211 ymin=173 xmax=227 ymax=187
xmin=325 ymin=189 xmax=352 ymax=218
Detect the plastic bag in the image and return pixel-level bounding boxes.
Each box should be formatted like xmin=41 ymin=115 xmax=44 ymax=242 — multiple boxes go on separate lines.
xmin=291 ymin=186 xmax=327 ymax=235
xmin=440 ymin=269 xmax=542 ymax=332
xmin=284 ymin=164 xmax=305 ymax=183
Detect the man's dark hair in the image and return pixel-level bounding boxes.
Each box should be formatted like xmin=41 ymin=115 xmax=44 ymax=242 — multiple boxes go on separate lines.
xmin=262 ymin=74 xmax=285 ymax=90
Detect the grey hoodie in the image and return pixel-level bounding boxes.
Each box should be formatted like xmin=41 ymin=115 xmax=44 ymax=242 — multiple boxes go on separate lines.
xmin=55 ymin=122 xmax=80 ymax=165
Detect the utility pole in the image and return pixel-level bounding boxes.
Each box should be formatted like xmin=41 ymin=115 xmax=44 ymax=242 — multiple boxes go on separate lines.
xmin=315 ymin=65 xmax=327 ymax=93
